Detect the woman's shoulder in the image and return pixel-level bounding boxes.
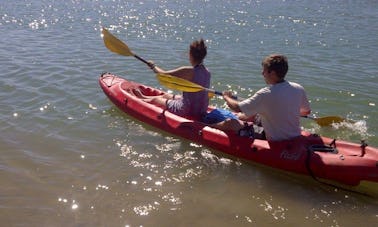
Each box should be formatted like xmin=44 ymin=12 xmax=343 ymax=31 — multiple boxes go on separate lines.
xmin=166 ymin=66 xmax=194 ymax=79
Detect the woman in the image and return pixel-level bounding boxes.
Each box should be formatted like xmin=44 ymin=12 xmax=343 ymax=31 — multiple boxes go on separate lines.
xmin=138 ymin=39 xmax=211 ymax=121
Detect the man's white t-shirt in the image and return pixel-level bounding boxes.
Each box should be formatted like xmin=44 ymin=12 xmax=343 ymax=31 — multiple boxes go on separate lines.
xmin=239 ymin=81 xmax=310 ymax=141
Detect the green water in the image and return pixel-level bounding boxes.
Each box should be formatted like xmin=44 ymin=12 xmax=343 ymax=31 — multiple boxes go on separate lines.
xmin=1 ymin=0 xmax=377 ymax=226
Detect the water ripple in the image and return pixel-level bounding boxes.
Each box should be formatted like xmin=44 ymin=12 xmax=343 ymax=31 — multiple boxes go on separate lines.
xmin=1 ymin=0 xmax=378 ymax=226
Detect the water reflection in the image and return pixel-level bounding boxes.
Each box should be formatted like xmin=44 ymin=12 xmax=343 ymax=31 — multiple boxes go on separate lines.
xmin=1 ymin=0 xmax=377 ymax=225
xmin=111 ymin=123 xmax=242 ymax=217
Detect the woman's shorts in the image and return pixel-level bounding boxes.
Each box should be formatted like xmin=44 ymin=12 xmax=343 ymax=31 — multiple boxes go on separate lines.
xmin=166 ymin=98 xmax=190 ymax=117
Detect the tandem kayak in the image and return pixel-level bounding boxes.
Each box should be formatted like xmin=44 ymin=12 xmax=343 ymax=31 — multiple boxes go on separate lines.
xmin=99 ymin=72 xmax=378 ymax=197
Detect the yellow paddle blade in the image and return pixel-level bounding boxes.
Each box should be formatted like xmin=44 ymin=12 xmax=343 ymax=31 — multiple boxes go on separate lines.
xmin=314 ymin=116 xmax=346 ymax=126
xmin=156 ymin=73 xmax=205 ymax=92
xmin=101 ymin=27 xmax=134 ymax=56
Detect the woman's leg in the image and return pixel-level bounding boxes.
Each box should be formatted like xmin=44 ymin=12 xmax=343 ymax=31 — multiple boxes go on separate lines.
xmin=149 ymin=97 xmax=168 ymax=107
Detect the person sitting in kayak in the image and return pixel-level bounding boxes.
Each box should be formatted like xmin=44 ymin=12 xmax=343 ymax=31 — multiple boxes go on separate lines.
xmin=212 ymin=54 xmax=311 ymax=141
xmin=135 ymin=39 xmax=211 ymax=121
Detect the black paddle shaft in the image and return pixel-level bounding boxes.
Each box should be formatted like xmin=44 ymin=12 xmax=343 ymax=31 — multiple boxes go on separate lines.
xmin=134 ymin=54 xmax=150 ymax=66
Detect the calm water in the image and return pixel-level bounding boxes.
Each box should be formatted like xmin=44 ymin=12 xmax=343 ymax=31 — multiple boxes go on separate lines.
xmin=1 ymin=0 xmax=377 ymax=226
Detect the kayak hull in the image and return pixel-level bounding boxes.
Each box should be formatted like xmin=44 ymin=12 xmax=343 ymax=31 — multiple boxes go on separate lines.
xmin=99 ymin=73 xmax=378 ymax=197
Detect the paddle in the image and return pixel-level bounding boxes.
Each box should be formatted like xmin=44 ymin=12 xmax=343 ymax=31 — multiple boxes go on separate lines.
xmin=157 ymin=73 xmax=348 ymax=127
xmin=156 ymin=73 xmax=237 ymax=99
xmin=302 ymin=115 xmax=347 ymax=126
xmin=101 ymin=28 xmax=222 ymax=96
xmin=101 ymin=27 xmax=151 ymax=66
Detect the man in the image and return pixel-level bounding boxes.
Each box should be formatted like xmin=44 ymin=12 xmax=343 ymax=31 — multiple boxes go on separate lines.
xmin=214 ymin=54 xmax=311 ymax=141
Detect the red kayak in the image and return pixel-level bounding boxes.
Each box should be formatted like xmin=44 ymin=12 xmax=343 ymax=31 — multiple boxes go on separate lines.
xmin=99 ymin=72 xmax=378 ymax=197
